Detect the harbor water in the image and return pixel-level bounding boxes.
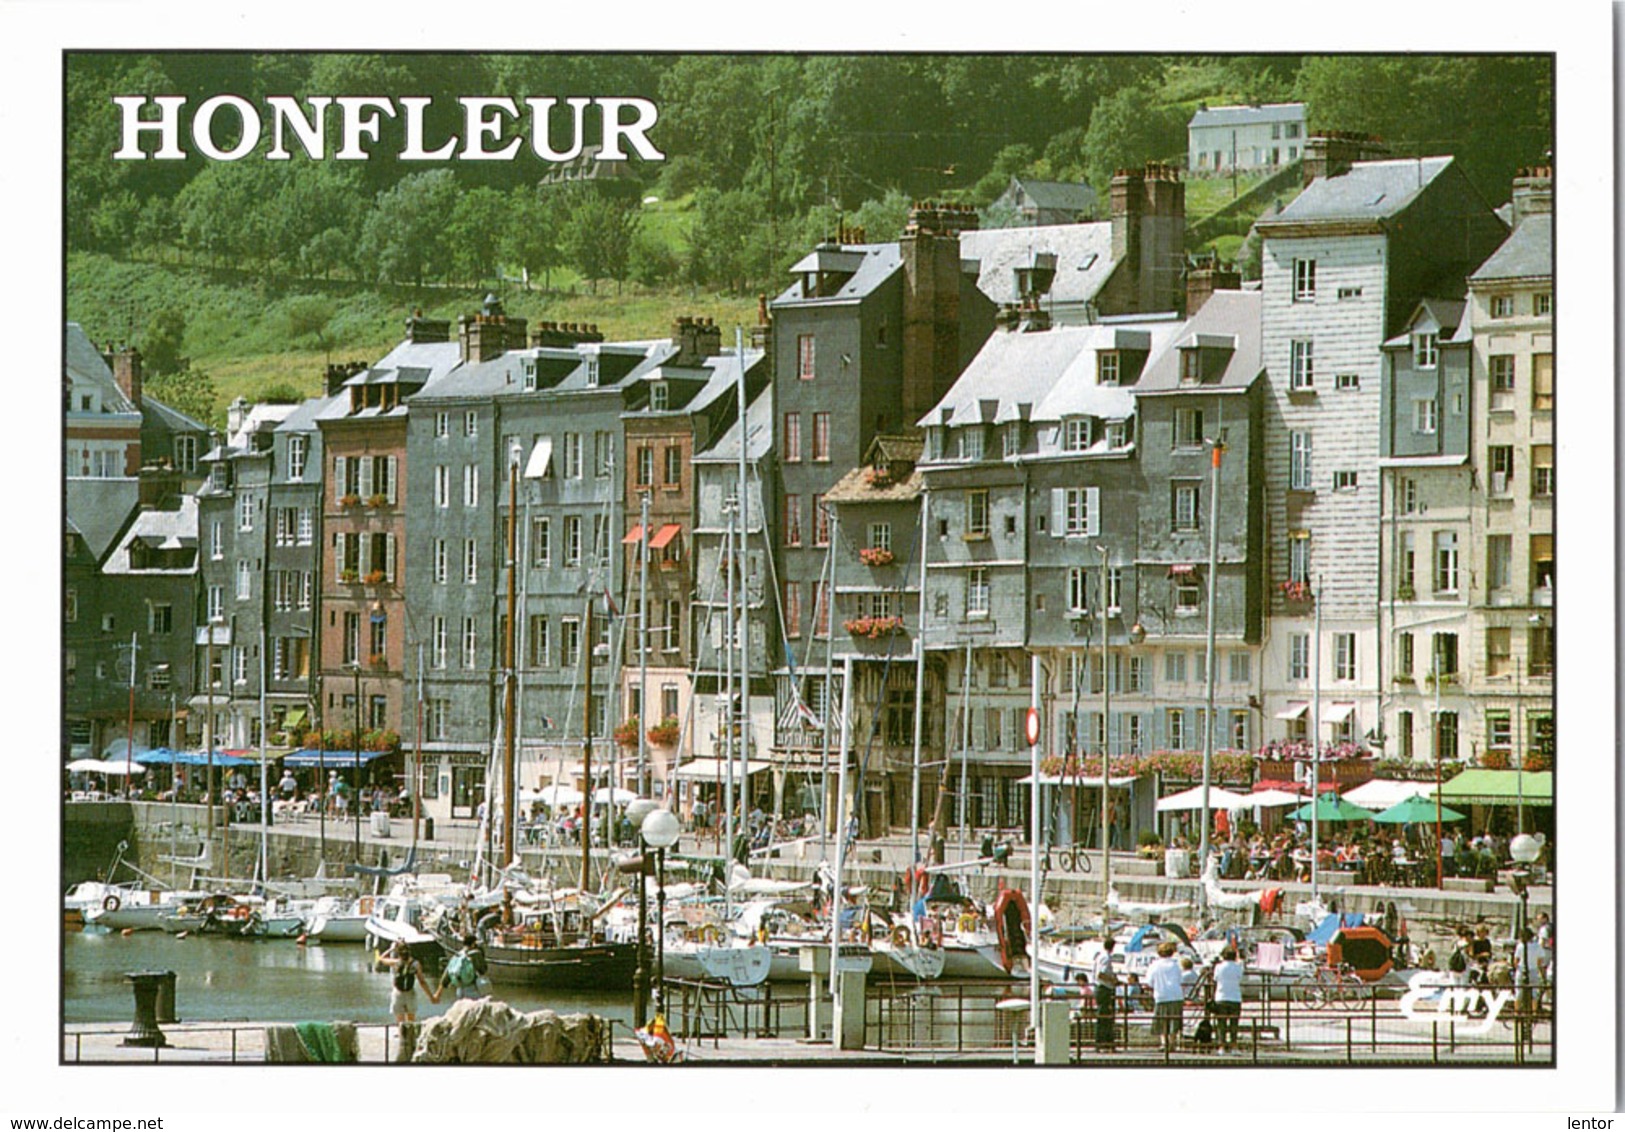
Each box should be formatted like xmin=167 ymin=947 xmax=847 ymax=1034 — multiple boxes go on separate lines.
xmin=64 ymin=930 xmax=636 ymax=1028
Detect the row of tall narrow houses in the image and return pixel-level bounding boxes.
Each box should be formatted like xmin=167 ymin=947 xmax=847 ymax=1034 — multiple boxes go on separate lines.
xmin=65 ymin=150 xmax=1556 ymax=832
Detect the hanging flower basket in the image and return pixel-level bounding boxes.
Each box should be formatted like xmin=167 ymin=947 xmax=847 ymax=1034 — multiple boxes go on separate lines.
xmin=340 ymin=494 xmax=361 ymax=508
xmin=1279 ymin=580 xmax=1312 ymax=603
xmin=646 ymin=717 xmax=680 ymax=747
xmin=843 ymin=615 xmax=905 ymax=640
xmin=858 ymin=547 xmax=894 ymax=567
xmin=339 ymin=569 xmax=359 ymax=584
xmin=369 ymin=653 xmax=388 ymax=671
xmin=864 ymin=465 xmax=893 ymax=488
xmin=364 ymin=569 xmax=386 ymax=586
xmin=366 ymin=493 xmax=389 ymax=509
xmin=1479 ymin=749 xmax=1511 ymax=770
xmin=613 ymin=719 xmax=641 ymax=747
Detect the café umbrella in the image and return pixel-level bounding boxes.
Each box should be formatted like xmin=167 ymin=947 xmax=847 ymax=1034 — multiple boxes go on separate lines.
xmin=1286 ymin=794 xmax=1376 ymax=823
xmin=1374 ymin=794 xmax=1465 ymax=825
xmin=66 ymin=758 xmax=146 ymax=775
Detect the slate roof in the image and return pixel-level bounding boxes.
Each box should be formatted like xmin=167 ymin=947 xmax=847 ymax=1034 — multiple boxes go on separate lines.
xmin=1469 ymin=213 xmax=1552 ymax=282
xmin=142 ymin=396 xmax=209 ymax=435
xmin=103 ymin=496 xmax=199 ymax=576
xmin=1136 ymin=291 xmax=1263 ymax=393
xmin=1382 ymin=298 xmax=1467 ymax=348
xmin=774 ymin=243 xmax=904 ymax=306
xmin=1007 ymin=178 xmax=1096 ymax=213
xmin=66 ymin=478 xmax=140 ymax=561
xmin=65 ymin=323 xmax=136 ymax=415
xmin=824 ymin=463 xmax=923 ymax=504
xmin=961 ymin=223 xmax=1117 ymax=308
xmin=920 ymin=318 xmax=1179 ymax=429
xmin=1266 ymin=156 xmax=1454 ymax=225
xmin=632 ymin=346 xmax=766 ymax=419
xmin=694 ymin=384 xmax=772 ymax=463
xmin=413 ymin=340 xmax=669 ymax=403
xmin=316 ymin=340 xmax=462 ymax=419
xmin=274 ymin=392 xmax=342 ymax=432
xmin=1189 ymin=102 xmax=1306 ymax=130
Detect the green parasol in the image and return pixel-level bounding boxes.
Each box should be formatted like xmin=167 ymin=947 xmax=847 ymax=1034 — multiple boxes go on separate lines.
xmin=1373 ymin=794 xmax=1465 ymax=824
xmin=1286 ymin=793 xmax=1376 ymax=823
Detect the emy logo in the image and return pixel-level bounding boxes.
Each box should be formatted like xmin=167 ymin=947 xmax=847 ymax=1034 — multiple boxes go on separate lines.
xmin=1396 ymin=971 xmax=1515 ymax=1035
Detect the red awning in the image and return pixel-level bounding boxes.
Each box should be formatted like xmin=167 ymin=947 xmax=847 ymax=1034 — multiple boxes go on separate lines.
xmin=649 ymin=524 xmax=682 ymax=550
xmin=1168 ymin=563 xmax=1197 ymax=576
xmin=622 ymin=525 xmax=646 ymax=545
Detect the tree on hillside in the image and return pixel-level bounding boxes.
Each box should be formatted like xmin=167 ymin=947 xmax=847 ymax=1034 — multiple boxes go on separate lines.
xmin=447 ymin=186 xmax=510 ymax=287
xmin=1081 ymin=86 xmax=1188 ymax=198
xmin=502 ymin=186 xmax=563 ymax=291
xmin=359 ymin=170 xmax=459 ymax=286
xmin=559 ymin=187 xmax=640 ymax=294
xmin=139 ymin=308 xmax=189 ymax=377
xmin=1296 ymin=55 xmax=1552 ymax=199
xmin=279 ymin=296 xmax=336 ymax=362
xmin=689 ymin=187 xmax=774 ymax=294
xmin=145 ymin=367 xmax=220 ymax=428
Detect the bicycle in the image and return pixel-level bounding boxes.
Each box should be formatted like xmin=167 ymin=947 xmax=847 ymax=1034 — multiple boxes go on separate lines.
xmin=1291 ymin=962 xmax=1362 ymax=1009
xmin=1041 ymin=844 xmax=1093 ymax=873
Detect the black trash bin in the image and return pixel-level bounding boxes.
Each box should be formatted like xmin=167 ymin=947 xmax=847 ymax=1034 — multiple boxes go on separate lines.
xmin=155 ymin=970 xmax=178 ymax=1023
xmin=423 ymin=817 xmax=434 ymax=841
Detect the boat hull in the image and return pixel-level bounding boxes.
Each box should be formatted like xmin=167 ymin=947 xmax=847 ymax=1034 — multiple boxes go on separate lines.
xmin=662 ymin=942 xmax=773 ymax=988
xmin=307 ymin=914 xmax=371 ymax=943
xmin=869 ymin=942 xmax=946 ymax=981
xmin=482 ymin=940 xmax=638 ymax=991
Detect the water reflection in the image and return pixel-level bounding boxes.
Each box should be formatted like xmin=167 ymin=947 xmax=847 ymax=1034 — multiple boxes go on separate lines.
xmin=64 ymin=930 xmax=634 ymax=1028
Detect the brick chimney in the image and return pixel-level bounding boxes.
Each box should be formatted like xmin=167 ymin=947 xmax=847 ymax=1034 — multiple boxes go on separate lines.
xmin=1301 ymin=131 xmax=1388 ymax=185
xmin=227 ymin=396 xmax=249 ymax=440
xmin=1109 ymin=163 xmax=1186 ymax=314
xmin=403 ymin=307 xmax=451 ymax=343
xmin=1185 ymin=258 xmax=1242 ymax=316
xmin=111 ymin=345 xmax=143 ymax=409
xmin=670 ymin=315 xmax=723 ymax=367
xmin=325 ymin=360 xmax=367 ymax=396
xmin=1511 ymin=164 xmax=1553 ymax=229
xmin=529 ymin=321 xmax=605 ymax=349
xmin=458 ymin=294 xmax=529 ymax=364
xmin=900 ymin=201 xmax=979 ymax=429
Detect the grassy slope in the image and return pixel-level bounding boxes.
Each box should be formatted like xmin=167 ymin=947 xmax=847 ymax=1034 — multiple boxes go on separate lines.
xmin=68 ymin=249 xmax=758 ymax=419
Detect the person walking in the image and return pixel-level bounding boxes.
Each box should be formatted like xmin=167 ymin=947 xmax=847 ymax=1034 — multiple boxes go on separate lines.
xmin=439 ymin=933 xmax=489 ymax=1002
xmin=1146 ymin=940 xmax=1185 ymax=1055
xmin=1211 ymin=947 xmax=1244 ymax=1053
xmin=1091 ymin=937 xmax=1119 ymax=1051
xmin=382 ymin=940 xmax=439 ymax=1024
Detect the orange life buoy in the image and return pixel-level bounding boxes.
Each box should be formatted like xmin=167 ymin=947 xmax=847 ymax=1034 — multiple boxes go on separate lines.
xmin=890 ymin=924 xmax=910 ymax=948
xmin=991 ymin=889 xmax=1032 ymax=973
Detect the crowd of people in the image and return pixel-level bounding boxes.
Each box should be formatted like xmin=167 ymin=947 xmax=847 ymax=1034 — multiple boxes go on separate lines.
xmin=1199 ymin=824 xmax=1547 ymax=888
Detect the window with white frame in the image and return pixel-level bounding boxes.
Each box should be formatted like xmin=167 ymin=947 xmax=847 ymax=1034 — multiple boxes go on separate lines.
xmin=1107 ymin=566 xmax=1123 ymax=611
xmin=236 ymin=559 xmax=252 ymax=600
xmin=563 ymin=433 xmax=583 ymax=479
xmin=564 ymin=516 xmax=582 ymax=566
xmin=594 ymin=431 xmax=614 ymax=478
xmin=1334 ymin=470 xmax=1358 ymax=491
xmin=237 ymin=493 xmax=254 ymax=531
xmin=528 ymin=614 xmax=551 ymax=667
xmin=797 ymin=334 xmax=815 ymax=380
xmin=432 ymin=539 xmax=447 ymax=584
xmin=813 ymin=413 xmax=831 ymax=461
xmin=464 ymin=539 xmax=478 ymax=585
xmin=1289 ymin=430 xmax=1312 ymax=490
xmin=210 ymin=520 xmax=223 ymax=560
xmin=233 ymin=645 xmax=248 ymax=685
xmin=783 ymin=413 xmax=801 ymax=462
xmin=1105 ymin=420 xmax=1128 ymax=449
xmin=463 ymin=410 xmax=477 ymax=437
xmin=1171 ymin=481 xmax=1200 ymax=531
xmin=1067 ymin=567 xmax=1089 ymax=613
xmin=1288 ymin=530 xmax=1311 ymax=584
xmin=1333 ymin=632 xmax=1356 ymax=681
xmin=1413 ymin=398 xmax=1437 ymax=434
xmin=1413 ymin=332 xmax=1438 ymax=369
xmin=1490 ymin=354 xmax=1515 ymax=395
xmin=1003 ymin=424 xmax=1021 ymax=458
xmin=636 ymin=446 xmax=654 ymax=487
xmin=966 ymin=490 xmax=990 ymax=537
xmin=584 ymin=355 xmax=600 ymax=387
xmin=1532 ymin=445 xmax=1553 ymax=496
xmin=1399 ymin=478 xmax=1418 ymax=514
xmin=1433 ymin=531 xmax=1459 ymax=594
xmin=434 ymin=412 xmax=449 ymax=438
xmin=1228 ymin=650 xmax=1250 ymax=683
xmin=1292 ymin=258 xmax=1316 ymax=301
xmin=1289 ymin=339 xmax=1314 ymax=390
xmin=1165 ymin=652 xmax=1186 ymax=683
xmin=434 ymin=465 xmax=450 ymax=508
xmin=431 ymin=616 xmax=447 ymax=668
xmin=1490 ymin=294 xmax=1514 ymax=318
xmin=1289 ymin=633 xmax=1309 ymax=681
xmin=1335 ymin=373 xmax=1360 ymax=391
xmin=1173 ymin=407 xmax=1204 ymax=448
xmin=1097 ymin=352 xmax=1120 ymax=385
xmin=967 ymin=568 xmax=990 ymax=616
xmin=1167 ymin=709 xmax=1186 ymax=750
xmin=532 ymin=516 xmax=551 ymax=567
xmin=463 ymin=465 xmax=479 ymax=508
xmin=649 ymin=383 xmax=668 ymax=411
xmin=1489 ymin=445 xmax=1514 ymax=495
xmin=1174 ymin=573 xmax=1201 ymax=614
xmin=1063 ymin=418 xmax=1093 ymax=452
xmin=287 ymin=434 xmax=307 ymax=479
xmin=868 ymin=522 xmax=891 ymax=553
xmin=561 ymin=618 xmax=582 ymax=667
xmin=299 ymin=571 xmax=312 ymax=610
xmin=1061 ymin=487 xmax=1097 ymax=536
xmin=462 ymin=618 xmax=477 ymax=669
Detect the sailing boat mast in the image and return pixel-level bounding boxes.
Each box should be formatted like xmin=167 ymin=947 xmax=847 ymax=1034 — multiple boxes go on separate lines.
xmin=908 ymin=488 xmax=930 ymax=864
xmin=1310 ymin=571 xmax=1323 ymax=902
xmin=723 ymin=501 xmax=736 ymax=915
xmin=580 ymin=594 xmax=595 ymax=892
xmin=1197 ymin=437 xmax=1223 ymax=919
xmin=502 ymin=445 xmax=520 ymax=870
xmin=735 ymin=326 xmax=752 ymax=878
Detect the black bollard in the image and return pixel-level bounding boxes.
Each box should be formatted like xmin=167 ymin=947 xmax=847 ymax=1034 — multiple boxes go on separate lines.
xmin=155 ymin=970 xmax=178 ymax=1023
xmin=122 ymin=971 xmax=168 ymax=1048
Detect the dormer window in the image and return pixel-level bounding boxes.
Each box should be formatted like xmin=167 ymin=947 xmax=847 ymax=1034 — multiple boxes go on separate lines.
xmin=1098 ymin=352 xmax=1120 ymax=385
xmin=1180 ymin=348 xmax=1201 ymax=383
xmin=584 ymin=355 xmax=600 ymax=387
xmin=1063 ymin=418 xmax=1094 ymax=453
xmin=1105 ymin=420 xmax=1129 ymax=449
xmin=1413 ymin=333 xmax=1438 ymax=369
xmin=1003 ymin=423 xmax=1021 ymax=458
xmin=959 ymin=427 xmax=984 ymax=462
xmin=522 ymin=358 xmax=537 ymax=391
xmin=650 ymin=383 xmax=669 ymax=411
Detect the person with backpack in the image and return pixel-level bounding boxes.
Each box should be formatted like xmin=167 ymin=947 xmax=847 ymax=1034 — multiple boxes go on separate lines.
xmin=1092 ymin=937 xmax=1119 ymax=1051
xmin=440 ymin=933 xmax=489 ymax=1002
xmin=382 ymin=941 xmax=439 ymax=1024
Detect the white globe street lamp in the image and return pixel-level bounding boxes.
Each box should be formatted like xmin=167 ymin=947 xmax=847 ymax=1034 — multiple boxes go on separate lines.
xmin=641 ymin=809 xmax=682 ymax=1010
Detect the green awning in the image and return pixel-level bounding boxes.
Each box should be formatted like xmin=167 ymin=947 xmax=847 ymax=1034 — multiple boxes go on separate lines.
xmin=283 ymin=708 xmax=308 ymax=729
xmin=1439 ymin=769 xmax=1553 ymax=807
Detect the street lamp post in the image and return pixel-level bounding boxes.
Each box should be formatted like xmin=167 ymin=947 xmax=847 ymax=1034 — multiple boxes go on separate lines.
xmin=624 ymin=797 xmax=658 ymax=1028
xmin=349 ymin=661 xmax=362 ymax=864
xmin=640 ymin=808 xmax=681 ymax=1012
